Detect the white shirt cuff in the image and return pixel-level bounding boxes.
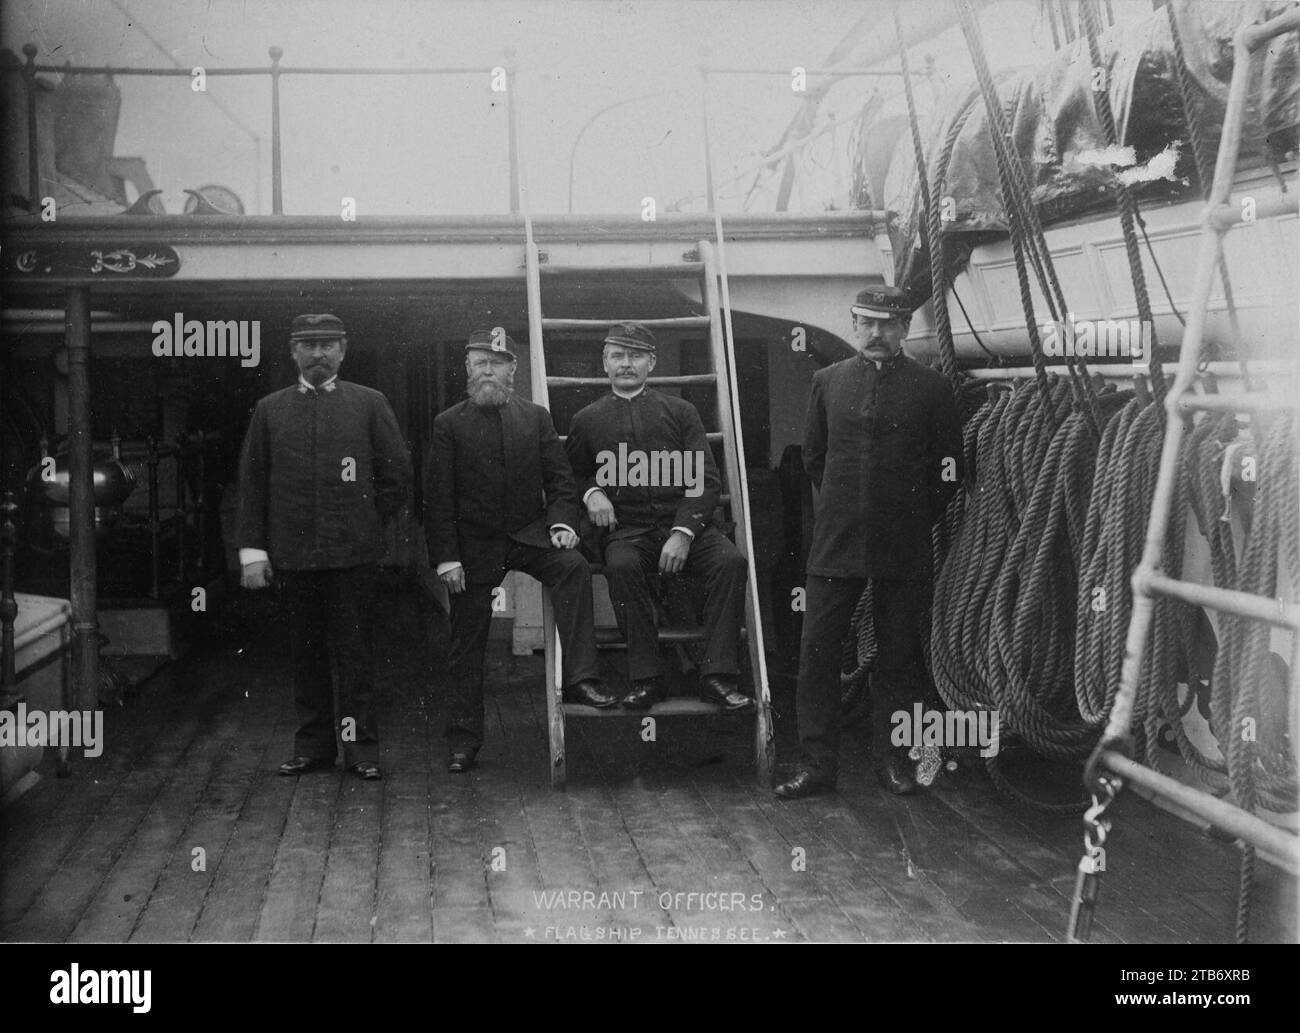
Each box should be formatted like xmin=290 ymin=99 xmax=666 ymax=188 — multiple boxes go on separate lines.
xmin=436 ymin=561 xmax=463 ymax=576
xmin=550 ymin=524 xmax=576 ymax=537
xmin=583 ymin=487 xmax=606 ymax=504
xmin=671 ymin=526 xmax=695 ymax=540
xmin=239 ymin=548 xmax=269 ymax=566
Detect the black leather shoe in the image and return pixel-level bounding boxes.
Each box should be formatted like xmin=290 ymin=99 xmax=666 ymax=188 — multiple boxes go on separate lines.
xmin=563 ymin=679 xmax=619 ymax=708
xmin=773 ymin=768 xmax=835 ymax=799
xmin=278 ymin=755 xmax=333 ymax=776
xmin=349 ymin=761 xmax=382 ymax=781
xmin=447 ymin=750 xmax=476 ymax=774
xmin=874 ymin=752 xmax=918 ymax=796
xmin=699 ymin=675 xmax=754 ymax=713
xmin=621 ymin=678 xmax=664 ymax=710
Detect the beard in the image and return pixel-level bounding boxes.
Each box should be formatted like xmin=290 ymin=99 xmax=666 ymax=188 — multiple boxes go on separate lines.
xmin=468 ymin=372 xmax=513 ymax=408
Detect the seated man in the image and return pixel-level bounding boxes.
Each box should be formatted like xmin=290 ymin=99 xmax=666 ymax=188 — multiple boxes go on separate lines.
xmin=565 ymin=322 xmax=753 ymax=713
xmin=426 ymin=329 xmax=616 ymax=773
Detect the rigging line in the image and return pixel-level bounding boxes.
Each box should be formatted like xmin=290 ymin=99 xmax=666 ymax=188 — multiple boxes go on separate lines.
xmin=949 ymin=283 xmax=1000 ymax=363
xmin=1135 ymin=212 xmax=1186 ymax=327
xmin=107 ymin=0 xmax=262 ymax=145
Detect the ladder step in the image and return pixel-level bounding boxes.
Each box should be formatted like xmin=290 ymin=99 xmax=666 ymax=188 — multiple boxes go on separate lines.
xmin=1144 ymin=572 xmax=1300 ymax=630
xmin=539 ymin=263 xmax=706 ymax=278
xmin=1177 ymin=392 xmax=1298 ymax=414
xmin=563 ymin=698 xmax=733 ymax=718
xmin=557 ymin=431 xmax=723 ymax=445
xmin=547 ymin=374 xmax=717 ymax=388
xmin=592 ymin=625 xmax=747 ymax=647
xmin=541 ymin=316 xmax=711 ymax=331
xmin=595 ymin=626 xmax=703 ymax=646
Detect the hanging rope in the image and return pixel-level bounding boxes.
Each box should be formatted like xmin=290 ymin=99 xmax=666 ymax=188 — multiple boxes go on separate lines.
xmin=956 ymin=0 xmax=1102 ymax=435
xmin=1078 ymin=0 xmax=1165 ymax=411
xmin=895 ymin=5 xmax=960 ymax=390
xmin=1165 ymin=0 xmax=1249 ymax=388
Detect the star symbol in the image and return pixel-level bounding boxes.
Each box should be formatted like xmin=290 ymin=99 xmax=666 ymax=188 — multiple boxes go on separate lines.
xmin=523 ymin=927 xmax=536 ymax=939
xmin=773 ymin=928 xmax=789 ymax=940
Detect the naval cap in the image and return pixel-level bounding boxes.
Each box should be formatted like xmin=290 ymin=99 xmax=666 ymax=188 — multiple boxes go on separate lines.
xmin=603 ymin=321 xmax=657 ymax=354
xmin=850 ymin=284 xmax=914 ymax=321
xmin=289 ymin=313 xmax=346 ymax=340
xmin=466 ymin=328 xmax=518 ymax=360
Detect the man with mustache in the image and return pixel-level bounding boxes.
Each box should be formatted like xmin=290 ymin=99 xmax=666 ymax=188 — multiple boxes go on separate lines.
xmin=774 ymin=285 xmax=963 ymax=799
xmin=564 ymin=322 xmax=753 ymax=714
xmin=236 ymin=313 xmax=412 ymax=782
xmin=426 ymin=329 xmax=615 ymax=773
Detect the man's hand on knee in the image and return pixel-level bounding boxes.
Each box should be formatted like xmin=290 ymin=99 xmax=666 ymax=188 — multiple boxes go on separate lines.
xmin=658 ymin=530 xmax=692 ymax=575
xmin=241 ymin=560 xmax=273 ymax=590
xmin=550 ymin=527 xmax=578 ymax=550
xmin=586 ymin=489 xmax=618 ymax=530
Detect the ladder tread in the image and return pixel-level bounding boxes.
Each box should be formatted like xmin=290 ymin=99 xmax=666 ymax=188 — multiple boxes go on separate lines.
xmin=558 ymin=431 xmax=724 ymax=444
xmin=547 ymin=374 xmax=717 ymax=388
xmin=538 ymin=263 xmax=705 ymax=278
xmin=592 ymin=625 xmax=747 ymax=646
xmin=541 ymin=316 xmax=711 ymax=330
xmin=563 ymin=699 xmax=732 ymax=718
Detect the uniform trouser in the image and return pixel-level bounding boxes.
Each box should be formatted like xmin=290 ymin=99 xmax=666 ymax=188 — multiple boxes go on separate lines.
xmin=603 ymin=526 xmax=748 ymax=682
xmin=795 ymin=574 xmax=933 ymax=778
xmin=278 ymin=564 xmax=379 ymax=767
xmin=445 ymin=542 xmax=600 ymax=753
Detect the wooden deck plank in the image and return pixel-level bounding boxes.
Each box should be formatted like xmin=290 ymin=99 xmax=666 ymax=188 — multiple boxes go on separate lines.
xmin=3 ymin=583 xmax=1284 ymax=946
xmin=129 ymin=667 xmax=286 ymax=943
xmin=828 ymin=746 xmax=1068 ymax=942
xmin=3 ymin=651 xmax=254 ymax=940
xmin=310 ymin=779 xmax=384 ymax=944
xmin=926 ymin=760 xmax=1171 ymax=944
xmin=490 ymin=675 xmax=614 ymax=941
xmin=67 ymin=708 xmax=245 ymax=942
xmin=253 ymin=775 xmax=336 ymax=942
xmin=930 ymin=762 xmax=1219 ymax=942
xmin=371 ymin=694 xmax=435 ymax=944
xmin=0 ymin=659 xmax=209 ymax=929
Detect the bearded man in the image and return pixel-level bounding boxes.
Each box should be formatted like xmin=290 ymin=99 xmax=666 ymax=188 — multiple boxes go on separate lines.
xmin=425 ymin=329 xmax=615 ymax=773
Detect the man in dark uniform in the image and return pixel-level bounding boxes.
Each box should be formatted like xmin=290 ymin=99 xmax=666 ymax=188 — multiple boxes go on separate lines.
xmin=427 ymin=329 xmax=616 ymax=773
xmin=237 ymin=313 xmax=413 ymax=781
xmin=774 ymin=286 xmax=962 ymax=798
xmin=565 ymin=322 xmax=752 ymax=713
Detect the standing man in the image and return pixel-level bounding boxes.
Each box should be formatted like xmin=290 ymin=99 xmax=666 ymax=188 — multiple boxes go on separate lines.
xmin=237 ymin=313 xmax=412 ymax=781
xmin=427 ymin=329 xmax=616 ymax=774
xmin=565 ymin=322 xmax=752 ymax=713
xmin=775 ymin=286 xmax=962 ymax=798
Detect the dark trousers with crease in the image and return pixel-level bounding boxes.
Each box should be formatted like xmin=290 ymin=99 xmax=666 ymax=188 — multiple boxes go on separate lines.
xmin=603 ymin=526 xmax=748 ymax=682
xmin=795 ymin=574 xmax=932 ymax=778
xmin=445 ymin=541 xmax=599 ymax=753
xmin=278 ymin=564 xmax=379 ymax=767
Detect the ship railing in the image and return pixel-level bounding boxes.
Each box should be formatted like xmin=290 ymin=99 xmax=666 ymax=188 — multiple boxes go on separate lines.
xmin=1084 ymin=4 xmax=1300 ymax=875
xmin=16 ymin=44 xmax=524 ymax=216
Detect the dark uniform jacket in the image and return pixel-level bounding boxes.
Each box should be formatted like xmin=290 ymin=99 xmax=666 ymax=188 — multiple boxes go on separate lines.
xmin=803 ymin=352 xmax=962 ymax=580
xmin=236 ymin=380 xmax=412 ymax=570
xmin=565 ymin=388 xmax=721 ymax=541
xmin=426 ymin=395 xmax=580 ymax=584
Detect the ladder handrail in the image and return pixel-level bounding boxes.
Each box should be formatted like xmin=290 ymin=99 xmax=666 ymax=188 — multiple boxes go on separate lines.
xmin=1088 ymin=5 xmax=1300 ymax=866
xmin=697 ymin=71 xmax=775 ymax=777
